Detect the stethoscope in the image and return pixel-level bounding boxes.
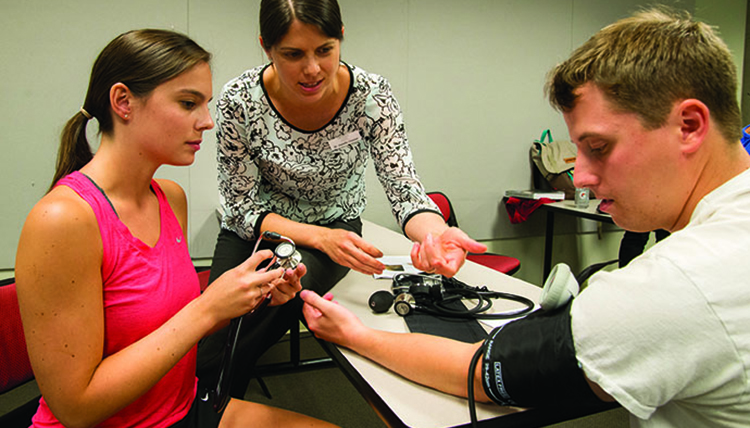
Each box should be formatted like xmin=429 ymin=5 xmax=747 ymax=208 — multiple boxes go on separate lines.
xmin=211 ymin=231 xmax=301 ymax=413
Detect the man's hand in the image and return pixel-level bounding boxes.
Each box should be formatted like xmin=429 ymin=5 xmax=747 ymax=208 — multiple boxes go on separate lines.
xmin=267 ymin=263 xmax=306 ymax=306
xmin=300 ymin=290 xmax=369 ymax=348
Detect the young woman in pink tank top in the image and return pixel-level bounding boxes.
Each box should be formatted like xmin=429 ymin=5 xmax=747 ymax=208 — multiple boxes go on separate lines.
xmin=15 ymin=29 xmax=337 ymax=428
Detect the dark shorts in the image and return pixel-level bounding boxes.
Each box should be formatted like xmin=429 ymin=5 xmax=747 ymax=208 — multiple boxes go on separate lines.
xmin=168 ymin=390 xmax=223 ymax=428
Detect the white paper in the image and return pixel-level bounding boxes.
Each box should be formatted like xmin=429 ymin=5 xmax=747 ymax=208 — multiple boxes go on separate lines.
xmin=373 ymin=255 xmax=422 ymax=279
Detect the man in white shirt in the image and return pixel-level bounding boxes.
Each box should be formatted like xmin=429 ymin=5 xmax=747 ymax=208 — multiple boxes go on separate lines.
xmin=301 ymin=8 xmax=750 ymax=427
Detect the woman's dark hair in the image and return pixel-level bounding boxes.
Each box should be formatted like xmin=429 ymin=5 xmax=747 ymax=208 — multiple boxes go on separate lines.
xmin=51 ymin=29 xmax=212 ymax=190
xmin=259 ymin=0 xmax=344 ymax=50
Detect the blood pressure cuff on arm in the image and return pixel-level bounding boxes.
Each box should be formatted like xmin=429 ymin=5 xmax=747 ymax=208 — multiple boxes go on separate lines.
xmin=481 ymin=303 xmax=602 ymax=408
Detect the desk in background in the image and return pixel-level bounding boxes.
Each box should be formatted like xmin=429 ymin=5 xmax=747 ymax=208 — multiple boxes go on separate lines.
xmin=322 ymin=220 xmax=617 ymax=428
xmin=538 ymin=200 xmax=614 ymax=281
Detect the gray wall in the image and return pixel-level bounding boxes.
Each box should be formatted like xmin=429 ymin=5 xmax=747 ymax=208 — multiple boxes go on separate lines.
xmin=1 ymin=0 xmax=746 ymax=268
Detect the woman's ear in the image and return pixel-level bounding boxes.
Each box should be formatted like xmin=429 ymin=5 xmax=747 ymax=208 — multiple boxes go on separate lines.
xmin=676 ymin=99 xmax=709 ymax=155
xmin=259 ymin=36 xmax=272 ymax=62
xmin=109 ymin=83 xmax=132 ymax=121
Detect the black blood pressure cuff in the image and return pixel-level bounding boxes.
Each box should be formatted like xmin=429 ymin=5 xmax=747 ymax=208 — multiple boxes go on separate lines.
xmin=481 ymin=302 xmax=601 ymax=408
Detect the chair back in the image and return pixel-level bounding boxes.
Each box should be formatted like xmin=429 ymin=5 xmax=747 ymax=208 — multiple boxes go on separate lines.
xmin=196 ymin=268 xmax=211 ymax=292
xmin=427 ymin=192 xmax=459 ymax=228
xmin=0 ymin=278 xmax=34 ymax=394
xmin=426 ymin=192 xmax=522 ymax=276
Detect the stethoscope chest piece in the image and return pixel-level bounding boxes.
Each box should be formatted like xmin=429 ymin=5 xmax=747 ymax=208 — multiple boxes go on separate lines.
xmin=272 ymin=241 xmax=301 ymax=270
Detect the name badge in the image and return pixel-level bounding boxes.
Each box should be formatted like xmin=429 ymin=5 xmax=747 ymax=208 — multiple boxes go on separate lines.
xmin=327 ymin=131 xmax=361 ymax=150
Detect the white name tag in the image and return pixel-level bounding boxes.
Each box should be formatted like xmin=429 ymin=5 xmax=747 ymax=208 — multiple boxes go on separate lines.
xmin=327 ymin=131 xmax=361 ymax=150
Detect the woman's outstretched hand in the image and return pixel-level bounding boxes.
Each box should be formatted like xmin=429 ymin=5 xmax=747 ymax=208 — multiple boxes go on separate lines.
xmin=410 ymin=227 xmax=487 ymax=277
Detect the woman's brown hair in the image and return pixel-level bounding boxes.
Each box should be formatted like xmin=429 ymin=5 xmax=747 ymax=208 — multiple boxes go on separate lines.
xmin=51 ymin=29 xmax=211 ymax=190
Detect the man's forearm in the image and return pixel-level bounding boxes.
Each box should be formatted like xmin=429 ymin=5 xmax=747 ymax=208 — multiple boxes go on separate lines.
xmin=349 ymin=328 xmax=486 ymax=399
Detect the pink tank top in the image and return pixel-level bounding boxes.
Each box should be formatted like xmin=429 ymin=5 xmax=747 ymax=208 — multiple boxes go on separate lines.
xmin=32 ymin=172 xmax=199 ymax=428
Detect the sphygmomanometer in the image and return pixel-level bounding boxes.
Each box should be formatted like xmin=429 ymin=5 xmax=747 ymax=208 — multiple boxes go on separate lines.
xmin=368 ymin=273 xmax=535 ymax=319
xmin=367 ymin=261 xmax=602 ymax=425
xmin=467 ymin=264 xmax=603 ymax=426
xmin=366 ymin=258 xmax=607 ymax=426
xmin=478 ymin=302 xmax=601 ymax=404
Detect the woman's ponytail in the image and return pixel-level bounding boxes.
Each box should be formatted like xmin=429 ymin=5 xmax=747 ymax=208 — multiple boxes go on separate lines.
xmin=49 ymin=110 xmax=93 ymax=191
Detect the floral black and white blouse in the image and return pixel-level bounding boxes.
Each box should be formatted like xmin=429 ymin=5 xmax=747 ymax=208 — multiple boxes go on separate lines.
xmin=215 ymin=62 xmax=439 ymax=241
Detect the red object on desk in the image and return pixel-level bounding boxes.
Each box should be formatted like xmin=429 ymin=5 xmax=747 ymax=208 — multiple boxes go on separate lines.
xmin=505 ymin=197 xmax=556 ymax=224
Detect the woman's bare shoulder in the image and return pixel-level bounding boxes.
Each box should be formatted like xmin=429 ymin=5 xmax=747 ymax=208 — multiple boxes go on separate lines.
xmin=24 ymin=186 xmax=98 ymax=235
xmin=154 ymin=178 xmax=188 ymax=231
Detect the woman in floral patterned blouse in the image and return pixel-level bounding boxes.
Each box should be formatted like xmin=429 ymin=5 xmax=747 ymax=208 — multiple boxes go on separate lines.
xmin=197 ymin=0 xmax=487 ymax=397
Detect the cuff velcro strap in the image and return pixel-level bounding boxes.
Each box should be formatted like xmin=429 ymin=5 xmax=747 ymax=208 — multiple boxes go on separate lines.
xmin=481 ymin=302 xmax=601 ymax=408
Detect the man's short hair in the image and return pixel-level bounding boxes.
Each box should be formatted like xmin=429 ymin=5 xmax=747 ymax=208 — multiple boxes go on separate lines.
xmin=546 ymin=8 xmax=741 ymax=143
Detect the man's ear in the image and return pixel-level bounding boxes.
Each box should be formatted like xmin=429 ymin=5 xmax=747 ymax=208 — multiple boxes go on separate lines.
xmin=676 ymin=99 xmax=709 ymax=155
xmin=110 ymin=83 xmax=132 ymax=121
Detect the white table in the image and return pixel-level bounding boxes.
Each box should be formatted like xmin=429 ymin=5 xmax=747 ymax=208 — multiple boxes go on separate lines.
xmin=321 ymin=221 xmax=617 ymax=427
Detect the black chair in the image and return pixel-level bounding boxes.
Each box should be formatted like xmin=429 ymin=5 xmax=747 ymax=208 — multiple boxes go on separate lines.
xmin=427 ymin=192 xmax=521 ymax=275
